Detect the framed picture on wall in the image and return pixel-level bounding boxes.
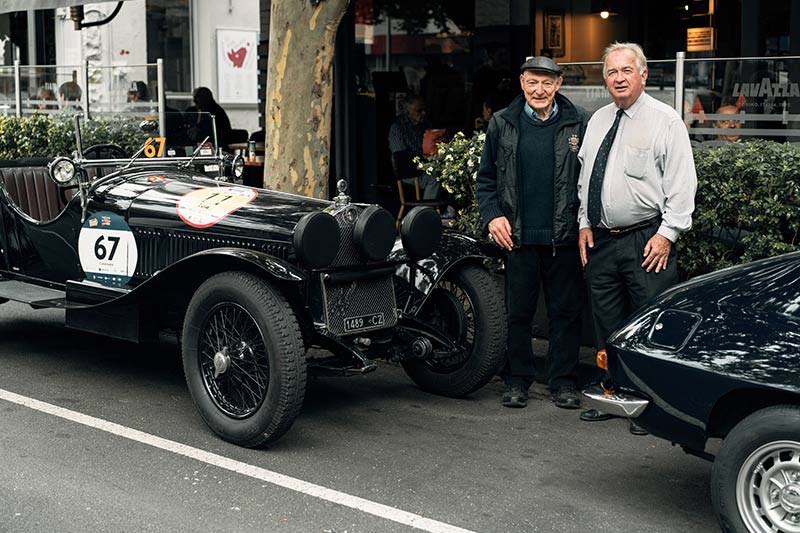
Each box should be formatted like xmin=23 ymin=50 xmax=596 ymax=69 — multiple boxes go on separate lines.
xmin=544 ymin=10 xmax=565 ymax=57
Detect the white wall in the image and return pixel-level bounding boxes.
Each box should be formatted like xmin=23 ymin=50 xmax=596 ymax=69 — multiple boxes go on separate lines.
xmin=192 ymin=0 xmax=260 ymax=133
xmin=50 ymin=0 xmax=260 ymax=132
xmin=54 ymin=1 xmax=148 ymax=108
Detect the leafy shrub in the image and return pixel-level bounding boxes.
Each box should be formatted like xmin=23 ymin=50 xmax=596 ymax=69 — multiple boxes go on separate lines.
xmin=679 ymin=140 xmax=800 ymax=277
xmin=0 ymin=114 xmax=149 ymax=160
xmin=420 ymin=133 xmax=800 ymax=279
xmin=415 ymin=131 xmax=485 ymax=237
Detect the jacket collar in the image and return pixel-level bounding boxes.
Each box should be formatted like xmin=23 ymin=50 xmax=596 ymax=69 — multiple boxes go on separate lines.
xmin=496 ymin=92 xmax=580 ymax=129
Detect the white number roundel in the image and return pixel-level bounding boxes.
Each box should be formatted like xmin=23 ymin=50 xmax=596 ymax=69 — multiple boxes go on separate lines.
xmin=78 ymin=211 xmax=139 ymax=287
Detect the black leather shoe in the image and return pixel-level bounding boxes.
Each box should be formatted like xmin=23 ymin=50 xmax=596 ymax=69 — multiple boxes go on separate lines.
xmin=502 ymin=384 xmax=528 ymax=408
xmin=579 ymin=408 xmax=614 ymax=422
xmin=629 ymin=420 xmax=649 ymax=436
xmin=552 ymin=386 xmax=581 ymax=409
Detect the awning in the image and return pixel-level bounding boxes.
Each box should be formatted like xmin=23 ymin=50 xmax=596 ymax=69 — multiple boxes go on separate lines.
xmin=0 ymin=1 xmax=124 ymax=15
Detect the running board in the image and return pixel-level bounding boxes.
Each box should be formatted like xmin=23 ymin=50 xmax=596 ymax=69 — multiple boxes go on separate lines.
xmin=0 ymin=279 xmax=67 ymax=309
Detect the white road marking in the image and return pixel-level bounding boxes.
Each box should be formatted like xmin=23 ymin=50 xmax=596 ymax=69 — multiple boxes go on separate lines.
xmin=0 ymin=388 xmax=474 ymax=533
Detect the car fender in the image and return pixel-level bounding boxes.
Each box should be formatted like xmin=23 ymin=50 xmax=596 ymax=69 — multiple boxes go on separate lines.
xmin=74 ymin=247 xmax=304 ymax=309
xmin=391 ymin=230 xmax=502 ymax=316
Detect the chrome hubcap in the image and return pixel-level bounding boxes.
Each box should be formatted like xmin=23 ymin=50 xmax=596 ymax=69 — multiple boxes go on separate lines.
xmin=213 ymin=347 xmax=230 ymax=378
xmin=780 ymin=484 xmax=800 ymax=513
xmin=737 ymin=440 xmax=800 ymax=532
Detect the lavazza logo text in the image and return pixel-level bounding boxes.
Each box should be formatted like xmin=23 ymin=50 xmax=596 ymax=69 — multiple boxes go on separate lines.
xmin=732 ymin=77 xmax=800 ymax=97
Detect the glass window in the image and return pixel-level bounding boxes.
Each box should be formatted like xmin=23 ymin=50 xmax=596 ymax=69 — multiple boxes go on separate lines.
xmin=146 ymin=0 xmax=191 ymax=94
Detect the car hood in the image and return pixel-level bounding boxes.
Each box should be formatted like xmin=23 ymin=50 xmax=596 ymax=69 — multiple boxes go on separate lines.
xmin=100 ymin=168 xmax=333 ymax=240
xmin=609 ymin=251 xmax=800 ymax=391
xmin=649 ymin=251 xmax=800 ymax=313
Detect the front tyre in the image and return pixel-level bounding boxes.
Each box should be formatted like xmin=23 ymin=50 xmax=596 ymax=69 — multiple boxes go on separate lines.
xmin=182 ymin=272 xmax=306 ymax=447
xmin=711 ymin=405 xmax=800 ymax=533
xmin=402 ymin=263 xmax=506 ymax=397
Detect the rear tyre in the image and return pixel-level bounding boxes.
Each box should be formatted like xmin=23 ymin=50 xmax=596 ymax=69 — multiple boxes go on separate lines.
xmin=711 ymin=405 xmax=800 ymax=533
xmin=402 ymin=264 xmax=506 ymax=397
xmin=182 ymin=272 xmax=306 ymax=447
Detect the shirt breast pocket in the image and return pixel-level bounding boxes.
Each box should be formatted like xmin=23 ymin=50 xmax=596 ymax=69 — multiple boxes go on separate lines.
xmin=623 ymin=146 xmax=651 ymax=179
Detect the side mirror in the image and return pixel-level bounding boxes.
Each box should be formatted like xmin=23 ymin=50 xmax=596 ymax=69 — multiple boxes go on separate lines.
xmin=139 ymin=119 xmax=158 ymax=133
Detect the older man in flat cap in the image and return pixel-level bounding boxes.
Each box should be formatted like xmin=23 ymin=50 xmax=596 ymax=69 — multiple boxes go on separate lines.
xmin=476 ymin=56 xmax=590 ymax=409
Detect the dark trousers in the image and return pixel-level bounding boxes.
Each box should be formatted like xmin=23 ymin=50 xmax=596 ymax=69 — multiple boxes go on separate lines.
xmin=503 ymin=244 xmax=583 ymax=390
xmin=585 ymin=224 xmax=677 ymax=349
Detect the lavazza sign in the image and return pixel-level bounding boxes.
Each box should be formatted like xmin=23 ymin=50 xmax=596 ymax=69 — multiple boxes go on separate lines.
xmin=732 ymin=78 xmax=800 ymax=97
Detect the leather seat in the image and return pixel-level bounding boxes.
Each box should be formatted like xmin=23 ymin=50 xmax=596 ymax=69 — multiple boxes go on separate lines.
xmin=0 ymin=166 xmax=66 ymax=221
xmin=0 ymin=165 xmax=113 ymax=222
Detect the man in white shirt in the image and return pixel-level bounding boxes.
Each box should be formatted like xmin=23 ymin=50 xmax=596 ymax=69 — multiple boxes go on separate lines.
xmin=576 ymin=42 xmax=697 ymax=433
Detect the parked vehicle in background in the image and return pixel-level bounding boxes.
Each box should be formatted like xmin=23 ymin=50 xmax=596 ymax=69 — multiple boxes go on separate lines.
xmin=583 ymin=252 xmax=800 ymax=533
xmin=0 ymin=116 xmax=507 ymax=447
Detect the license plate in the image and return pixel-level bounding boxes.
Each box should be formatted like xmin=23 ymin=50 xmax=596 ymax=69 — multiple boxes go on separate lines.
xmin=203 ymin=164 xmax=220 ymax=172
xmin=344 ymin=312 xmax=385 ymax=332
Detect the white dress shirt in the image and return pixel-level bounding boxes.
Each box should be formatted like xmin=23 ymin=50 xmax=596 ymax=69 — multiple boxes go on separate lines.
xmin=577 ymin=92 xmax=697 ymax=242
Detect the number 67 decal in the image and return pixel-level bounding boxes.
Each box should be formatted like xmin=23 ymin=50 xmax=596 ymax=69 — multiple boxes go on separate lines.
xmin=94 ymin=235 xmax=120 ymax=260
xmin=144 ymin=137 xmax=166 ymax=158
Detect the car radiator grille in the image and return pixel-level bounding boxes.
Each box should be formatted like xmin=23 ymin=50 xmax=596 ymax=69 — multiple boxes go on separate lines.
xmin=322 ymin=207 xmax=398 ymax=336
xmin=133 ymin=228 xmax=289 ymax=277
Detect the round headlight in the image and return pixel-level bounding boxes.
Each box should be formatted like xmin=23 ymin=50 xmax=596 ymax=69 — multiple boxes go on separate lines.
xmin=232 ymin=154 xmax=244 ymax=179
xmin=400 ymin=206 xmax=442 ymax=260
xmin=293 ymin=211 xmax=340 ymax=268
xmin=48 ymin=157 xmax=76 ymax=184
xmin=353 ymin=205 xmax=396 ymax=262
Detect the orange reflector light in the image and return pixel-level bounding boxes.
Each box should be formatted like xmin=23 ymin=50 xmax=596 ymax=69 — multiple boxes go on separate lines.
xmin=596 ymin=349 xmax=608 ymax=370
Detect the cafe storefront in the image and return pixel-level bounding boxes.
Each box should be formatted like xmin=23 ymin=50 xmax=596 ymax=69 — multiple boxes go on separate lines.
xmin=314 ymin=0 xmax=800 ymax=207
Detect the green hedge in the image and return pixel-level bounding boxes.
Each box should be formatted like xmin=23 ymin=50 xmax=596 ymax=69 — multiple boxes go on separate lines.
xmin=679 ymin=140 xmax=800 ymax=277
xmin=0 ymin=114 xmax=149 ymax=160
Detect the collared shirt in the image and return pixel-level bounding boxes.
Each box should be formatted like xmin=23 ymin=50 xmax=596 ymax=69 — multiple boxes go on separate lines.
xmin=388 ymin=114 xmax=425 ymax=155
xmin=577 ymin=92 xmax=697 ymax=242
xmin=523 ymin=99 xmax=559 ymax=123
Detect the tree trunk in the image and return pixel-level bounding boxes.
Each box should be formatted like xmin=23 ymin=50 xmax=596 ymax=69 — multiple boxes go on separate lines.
xmin=264 ymin=0 xmax=349 ymax=198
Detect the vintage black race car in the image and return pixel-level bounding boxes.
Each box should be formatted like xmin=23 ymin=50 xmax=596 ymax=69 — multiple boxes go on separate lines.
xmin=583 ymin=252 xmax=800 ymax=533
xmin=0 ymin=117 xmax=507 ymax=447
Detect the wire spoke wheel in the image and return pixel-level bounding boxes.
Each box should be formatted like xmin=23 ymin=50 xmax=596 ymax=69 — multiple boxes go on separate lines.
xmin=199 ymin=302 xmax=269 ymax=418
xmin=401 ymin=264 xmax=506 ymax=398
xmin=183 ymin=272 xmax=305 ymax=447
xmin=420 ymin=280 xmax=476 ymax=370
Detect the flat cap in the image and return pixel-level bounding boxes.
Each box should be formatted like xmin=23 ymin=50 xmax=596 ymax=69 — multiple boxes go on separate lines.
xmin=520 ymin=56 xmax=562 ymax=75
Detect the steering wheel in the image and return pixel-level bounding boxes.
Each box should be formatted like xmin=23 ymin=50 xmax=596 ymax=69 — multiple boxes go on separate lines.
xmin=83 ymin=143 xmax=128 ymax=160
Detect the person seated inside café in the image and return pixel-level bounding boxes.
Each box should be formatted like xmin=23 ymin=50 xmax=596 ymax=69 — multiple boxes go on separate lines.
xmin=713 ymin=104 xmax=742 ymax=142
xmin=387 ymin=95 xmax=442 ymax=200
xmin=35 ymin=86 xmax=57 ymax=111
xmin=185 ymin=86 xmax=234 ymax=148
xmin=58 ymin=80 xmax=82 ymax=112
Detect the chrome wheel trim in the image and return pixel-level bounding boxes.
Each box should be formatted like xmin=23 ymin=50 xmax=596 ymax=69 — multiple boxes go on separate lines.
xmin=736 ymin=439 xmax=800 ymax=533
xmin=199 ymin=302 xmax=269 ymax=419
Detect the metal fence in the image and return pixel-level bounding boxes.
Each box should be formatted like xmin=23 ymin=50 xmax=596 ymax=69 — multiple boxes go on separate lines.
xmin=0 ymin=59 xmax=168 ymax=138
xmin=559 ymin=53 xmax=800 ymax=145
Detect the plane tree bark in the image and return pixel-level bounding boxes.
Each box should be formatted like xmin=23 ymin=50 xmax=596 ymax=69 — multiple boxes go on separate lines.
xmin=263 ymin=0 xmax=350 ymax=198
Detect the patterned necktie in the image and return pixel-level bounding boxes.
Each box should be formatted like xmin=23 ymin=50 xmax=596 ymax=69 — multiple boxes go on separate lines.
xmin=587 ymin=108 xmax=624 ymax=227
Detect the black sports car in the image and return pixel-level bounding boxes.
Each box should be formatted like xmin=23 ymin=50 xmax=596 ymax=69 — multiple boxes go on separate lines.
xmin=583 ymin=252 xmax=800 ymax=533
xmin=0 ymin=117 xmax=507 ymax=447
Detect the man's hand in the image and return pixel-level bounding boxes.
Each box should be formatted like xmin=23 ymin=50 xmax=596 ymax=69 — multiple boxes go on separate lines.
xmin=642 ymin=233 xmax=672 ymax=273
xmin=578 ymin=228 xmax=594 ymax=267
xmin=488 ymin=216 xmax=513 ymax=251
